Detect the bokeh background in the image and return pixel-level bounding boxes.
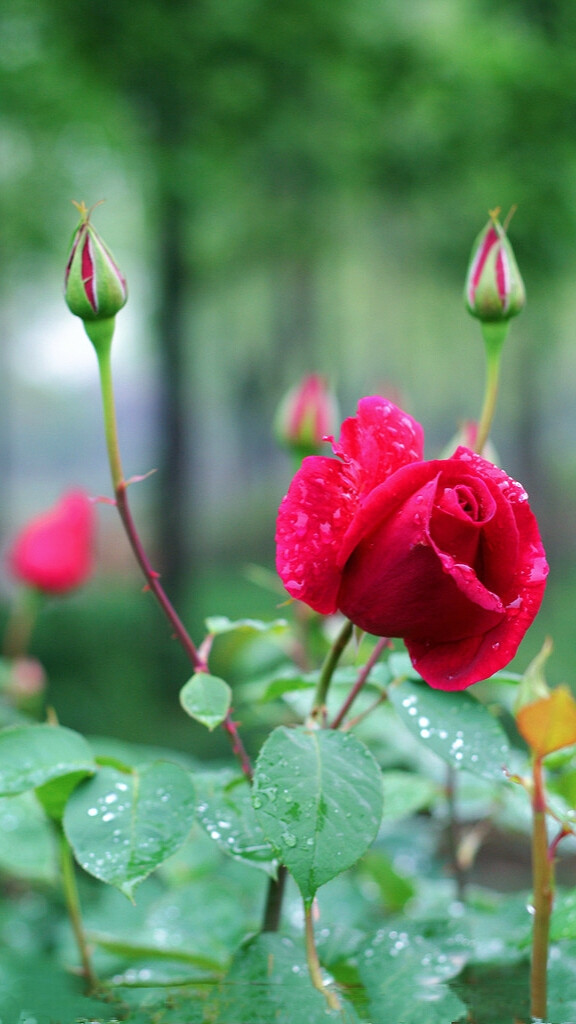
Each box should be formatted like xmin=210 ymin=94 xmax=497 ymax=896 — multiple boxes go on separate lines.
xmin=1 ymin=0 xmax=575 ymax=749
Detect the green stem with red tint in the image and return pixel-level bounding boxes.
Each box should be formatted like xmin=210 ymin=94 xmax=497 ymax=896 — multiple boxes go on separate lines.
xmin=330 ymin=636 xmax=390 ymax=729
xmin=59 ymin=826 xmax=99 ymax=994
xmin=304 ymin=898 xmax=341 ymax=1011
xmin=309 ymin=618 xmax=353 ymax=724
xmin=92 ymin=327 xmax=252 ymax=780
xmin=474 ymin=321 xmax=509 ymax=456
xmin=530 ymin=755 xmax=553 ymax=1021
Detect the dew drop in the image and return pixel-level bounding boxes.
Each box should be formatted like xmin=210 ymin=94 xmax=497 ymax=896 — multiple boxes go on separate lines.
xmin=282 ymin=831 xmax=297 ymax=848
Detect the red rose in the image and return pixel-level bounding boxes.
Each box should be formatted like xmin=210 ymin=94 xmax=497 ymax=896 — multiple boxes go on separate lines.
xmin=8 ymin=490 xmax=95 ymax=595
xmin=276 ymin=397 xmax=548 ymax=690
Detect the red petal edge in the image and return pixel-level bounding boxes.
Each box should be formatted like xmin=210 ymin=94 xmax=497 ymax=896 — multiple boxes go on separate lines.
xmin=406 ymin=448 xmax=548 ymax=689
xmin=275 ymin=397 xmax=424 ymax=613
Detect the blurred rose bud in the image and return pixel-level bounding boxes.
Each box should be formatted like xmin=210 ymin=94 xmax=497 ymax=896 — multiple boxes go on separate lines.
xmin=64 ymin=201 xmax=127 ymax=323
xmin=274 ymin=375 xmax=339 ymax=457
xmin=441 ymin=420 xmax=499 ymax=464
xmin=0 ymin=657 xmax=47 ymax=712
xmin=8 ymin=490 xmax=95 ymax=595
xmin=464 ymin=208 xmax=525 ymax=323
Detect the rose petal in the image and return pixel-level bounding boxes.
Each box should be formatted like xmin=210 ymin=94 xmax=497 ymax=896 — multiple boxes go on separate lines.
xmin=9 ymin=491 xmax=95 ymax=594
xmin=276 ymin=397 xmax=424 ymax=613
xmin=339 ymin=471 xmax=505 ymax=642
xmin=276 ymin=456 xmax=355 ymax=613
xmin=334 ymin=396 xmax=424 ymax=499
xmin=404 ymin=452 xmax=548 ymax=690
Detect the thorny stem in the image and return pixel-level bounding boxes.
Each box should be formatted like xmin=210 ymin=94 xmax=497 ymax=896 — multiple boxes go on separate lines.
xmin=530 ymin=756 xmax=554 ymax=1021
xmin=474 ymin=321 xmax=509 ymax=456
xmin=59 ymin=827 xmax=98 ymax=995
xmin=304 ymin=899 xmax=341 ymax=1011
xmin=330 ymin=637 xmax=391 ymax=730
xmin=95 ymin=342 xmax=253 ymax=780
xmin=310 ymin=618 xmax=353 ymax=723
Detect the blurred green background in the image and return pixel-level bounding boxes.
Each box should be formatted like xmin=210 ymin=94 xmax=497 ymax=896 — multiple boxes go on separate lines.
xmin=1 ymin=0 xmax=575 ymax=750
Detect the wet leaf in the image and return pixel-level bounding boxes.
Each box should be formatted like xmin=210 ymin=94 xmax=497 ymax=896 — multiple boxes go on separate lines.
xmin=64 ymin=761 xmax=195 ymax=898
xmin=0 ymin=724 xmax=95 ymax=795
xmin=0 ymin=793 xmax=58 ymax=882
xmin=179 ymin=672 xmax=231 ymax=730
xmin=215 ymin=933 xmax=360 ymax=1023
xmin=195 ymin=768 xmax=277 ymax=875
xmin=252 ymin=726 xmax=383 ymax=901
xmin=358 ymin=926 xmax=468 ymax=1023
xmin=389 ymin=679 xmax=510 ymax=779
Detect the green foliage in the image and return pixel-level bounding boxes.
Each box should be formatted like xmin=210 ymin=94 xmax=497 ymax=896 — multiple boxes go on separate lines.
xmin=388 ymin=672 xmax=512 ymax=781
xmin=63 ymin=761 xmax=196 ymax=898
xmin=252 ymin=726 xmax=383 ymax=902
xmin=357 ymin=924 xmax=469 ymax=1023
xmin=216 ymin=934 xmax=360 ymax=1023
xmin=194 ymin=767 xmax=277 ymax=874
xmin=179 ymin=672 xmax=232 ymax=731
xmin=0 ymin=723 xmax=94 ymax=795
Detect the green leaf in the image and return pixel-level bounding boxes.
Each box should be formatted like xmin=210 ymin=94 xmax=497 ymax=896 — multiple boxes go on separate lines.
xmin=0 ymin=724 xmax=95 ymax=795
xmin=205 ymin=615 xmax=288 ymax=636
xmin=252 ymin=726 xmax=383 ymax=901
xmin=36 ymin=770 xmax=91 ymax=821
xmin=359 ymin=850 xmax=415 ymax=913
xmin=63 ymin=761 xmax=195 ymax=898
xmin=388 ymin=679 xmax=510 ymax=779
xmin=358 ymin=927 xmax=468 ymax=1023
xmin=179 ymin=672 xmax=231 ymax=730
xmin=0 ymin=950 xmax=116 ymax=1024
xmin=551 ymin=889 xmax=576 ymax=941
xmin=260 ymin=672 xmax=315 ymax=703
xmin=195 ymin=768 xmax=277 ymax=875
xmin=215 ymin=933 xmax=360 ymax=1023
xmin=381 ymin=770 xmax=438 ymax=821
xmin=0 ymin=793 xmax=58 ymax=882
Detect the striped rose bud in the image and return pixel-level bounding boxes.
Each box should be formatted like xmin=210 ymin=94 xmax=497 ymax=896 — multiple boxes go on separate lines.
xmin=465 ymin=208 xmax=525 ymax=322
xmin=64 ymin=201 xmax=127 ymax=324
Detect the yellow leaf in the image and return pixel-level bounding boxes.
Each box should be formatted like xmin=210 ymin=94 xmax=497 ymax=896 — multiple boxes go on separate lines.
xmin=516 ymin=686 xmax=576 ymax=758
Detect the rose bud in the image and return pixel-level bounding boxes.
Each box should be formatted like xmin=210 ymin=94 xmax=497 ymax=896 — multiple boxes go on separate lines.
xmin=464 ymin=208 xmax=525 ymax=322
xmin=441 ymin=421 xmax=499 ymax=464
xmin=64 ymin=201 xmax=127 ymax=323
xmin=274 ymin=375 xmax=339 ymax=457
xmin=8 ymin=490 xmax=95 ymax=595
xmin=276 ymin=396 xmax=548 ymax=691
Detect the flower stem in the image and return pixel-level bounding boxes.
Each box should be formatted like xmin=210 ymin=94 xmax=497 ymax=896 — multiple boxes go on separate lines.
xmin=94 ymin=339 xmax=253 ymax=777
xmin=262 ymin=865 xmax=287 ymax=932
xmin=304 ymin=899 xmax=340 ymax=1011
xmin=330 ymin=637 xmax=390 ymax=730
xmin=59 ymin=827 xmax=98 ymax=994
xmin=530 ymin=756 xmax=553 ymax=1021
xmin=2 ymin=587 xmax=43 ymax=659
xmin=475 ymin=321 xmax=509 ymax=456
xmin=310 ymin=619 xmax=353 ymax=722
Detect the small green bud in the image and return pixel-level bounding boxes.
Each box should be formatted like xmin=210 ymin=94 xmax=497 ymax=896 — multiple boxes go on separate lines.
xmin=64 ymin=201 xmax=128 ymax=323
xmin=464 ymin=208 xmax=525 ymax=323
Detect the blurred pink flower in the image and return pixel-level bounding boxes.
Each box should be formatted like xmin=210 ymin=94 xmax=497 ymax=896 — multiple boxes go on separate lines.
xmin=8 ymin=490 xmax=95 ymax=594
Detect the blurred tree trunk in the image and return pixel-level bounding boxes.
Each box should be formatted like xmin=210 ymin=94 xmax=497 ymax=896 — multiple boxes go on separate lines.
xmin=153 ymin=184 xmax=193 ymax=605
